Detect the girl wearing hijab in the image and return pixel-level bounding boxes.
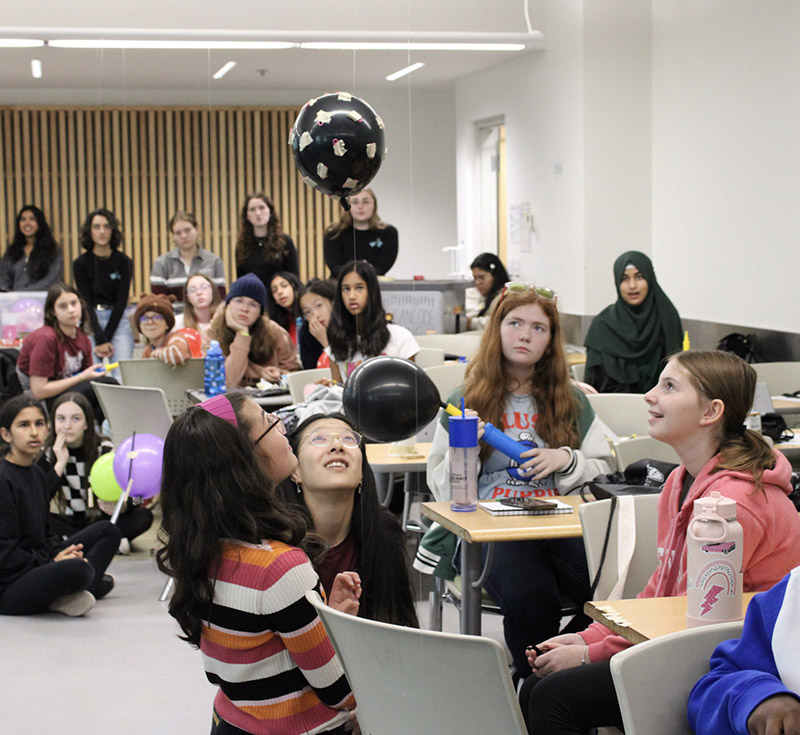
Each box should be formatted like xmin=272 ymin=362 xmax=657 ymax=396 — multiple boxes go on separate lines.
xmin=584 ymin=251 xmax=682 ymax=393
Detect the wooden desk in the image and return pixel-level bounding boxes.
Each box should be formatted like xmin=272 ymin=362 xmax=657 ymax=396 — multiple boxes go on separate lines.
xmin=585 ymin=592 xmax=756 ymax=644
xmin=367 ymin=443 xmax=431 ymax=532
xmin=420 ymin=497 xmax=585 ymax=635
xmin=772 ymin=397 xmax=800 ymax=415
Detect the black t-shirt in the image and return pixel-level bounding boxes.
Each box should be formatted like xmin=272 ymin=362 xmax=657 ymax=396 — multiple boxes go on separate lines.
xmin=236 ymin=234 xmax=299 ymax=290
xmin=72 ymin=250 xmax=133 ymax=343
xmin=323 ymin=225 xmax=398 ymax=278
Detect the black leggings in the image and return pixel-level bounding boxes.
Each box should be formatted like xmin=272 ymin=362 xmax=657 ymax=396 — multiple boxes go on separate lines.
xmin=0 ymin=521 xmax=121 ymax=615
xmin=519 ymin=660 xmax=623 ymax=735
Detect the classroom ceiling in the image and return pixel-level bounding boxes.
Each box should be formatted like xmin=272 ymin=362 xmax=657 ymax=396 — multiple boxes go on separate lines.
xmin=0 ymin=1 xmax=545 ymax=94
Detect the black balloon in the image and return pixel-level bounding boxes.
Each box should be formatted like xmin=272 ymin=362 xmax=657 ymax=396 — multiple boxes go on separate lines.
xmin=289 ymin=92 xmax=386 ymax=209
xmin=343 ymin=356 xmax=441 ymax=442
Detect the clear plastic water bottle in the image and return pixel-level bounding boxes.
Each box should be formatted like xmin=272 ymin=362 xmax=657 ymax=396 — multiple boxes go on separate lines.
xmin=686 ymin=491 xmax=744 ymax=627
xmin=204 ymin=340 xmax=226 ymax=397
xmin=449 ymin=414 xmax=479 ymax=512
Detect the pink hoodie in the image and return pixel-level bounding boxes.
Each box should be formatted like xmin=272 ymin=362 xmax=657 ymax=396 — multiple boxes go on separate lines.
xmin=581 ymin=449 xmax=800 ymax=662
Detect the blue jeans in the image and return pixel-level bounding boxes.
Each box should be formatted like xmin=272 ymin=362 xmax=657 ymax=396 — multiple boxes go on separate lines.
xmin=92 ymin=306 xmax=134 ymax=381
xmin=456 ymin=538 xmax=591 ymax=674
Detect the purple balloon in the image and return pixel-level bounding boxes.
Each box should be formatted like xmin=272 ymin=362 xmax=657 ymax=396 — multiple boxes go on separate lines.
xmin=112 ymin=433 xmax=164 ymax=499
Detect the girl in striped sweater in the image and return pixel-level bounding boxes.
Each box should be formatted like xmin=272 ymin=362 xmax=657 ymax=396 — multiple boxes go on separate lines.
xmin=157 ymin=394 xmax=360 ymax=735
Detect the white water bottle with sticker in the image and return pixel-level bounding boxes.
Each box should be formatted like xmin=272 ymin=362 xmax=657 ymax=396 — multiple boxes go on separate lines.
xmin=686 ymin=491 xmax=743 ymax=627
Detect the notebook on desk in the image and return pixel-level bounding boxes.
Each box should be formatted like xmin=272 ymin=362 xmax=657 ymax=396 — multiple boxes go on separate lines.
xmin=479 ymin=498 xmax=574 ymax=516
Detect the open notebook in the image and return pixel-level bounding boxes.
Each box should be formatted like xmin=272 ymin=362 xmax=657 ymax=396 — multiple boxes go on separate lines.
xmin=479 ymin=498 xmax=573 ymax=516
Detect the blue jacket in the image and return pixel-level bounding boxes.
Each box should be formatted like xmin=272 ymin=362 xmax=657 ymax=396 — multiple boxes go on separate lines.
xmin=688 ymin=566 xmax=800 ymax=735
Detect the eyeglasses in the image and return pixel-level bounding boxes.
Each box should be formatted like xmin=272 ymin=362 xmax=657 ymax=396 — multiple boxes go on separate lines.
xmin=498 ymin=281 xmax=558 ymax=305
xmin=304 ymin=429 xmax=362 ymax=449
xmin=254 ymin=412 xmax=285 ymax=445
xmin=186 ymin=283 xmax=212 ymax=295
xmin=138 ymin=314 xmax=165 ymax=325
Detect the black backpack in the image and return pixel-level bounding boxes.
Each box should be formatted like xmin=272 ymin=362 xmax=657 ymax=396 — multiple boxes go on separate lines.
xmin=0 ymin=349 xmax=23 ymax=405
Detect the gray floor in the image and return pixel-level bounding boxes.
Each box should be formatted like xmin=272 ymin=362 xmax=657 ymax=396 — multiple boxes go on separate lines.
xmin=1 ymin=508 xmax=507 ymax=734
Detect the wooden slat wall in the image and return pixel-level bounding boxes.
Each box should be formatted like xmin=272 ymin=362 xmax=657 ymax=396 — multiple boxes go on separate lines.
xmin=0 ymin=106 xmax=338 ymax=297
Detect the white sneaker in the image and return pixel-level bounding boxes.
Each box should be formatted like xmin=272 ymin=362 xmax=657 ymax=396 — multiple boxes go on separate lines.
xmin=48 ymin=590 xmax=96 ymax=617
xmin=116 ymin=538 xmax=131 ymax=556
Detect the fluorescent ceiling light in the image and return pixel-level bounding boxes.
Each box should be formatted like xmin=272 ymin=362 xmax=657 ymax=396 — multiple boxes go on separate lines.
xmin=302 ymin=42 xmax=525 ymax=51
xmin=0 ymin=38 xmax=44 ymax=48
xmin=31 ymin=59 xmax=42 ymax=78
xmin=386 ymin=62 xmax=425 ymax=81
xmin=49 ymin=40 xmax=295 ymax=50
xmin=212 ymin=61 xmax=236 ymax=79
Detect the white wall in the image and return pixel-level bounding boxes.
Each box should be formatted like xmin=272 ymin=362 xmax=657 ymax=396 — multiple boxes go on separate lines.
xmin=652 ymin=0 xmax=800 ymax=332
xmin=3 ymin=86 xmax=457 ymax=281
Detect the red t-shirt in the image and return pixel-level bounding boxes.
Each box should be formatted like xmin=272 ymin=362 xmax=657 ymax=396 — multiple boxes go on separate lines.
xmin=17 ymin=326 xmax=92 ymax=380
xmin=317 ymin=530 xmax=358 ymax=599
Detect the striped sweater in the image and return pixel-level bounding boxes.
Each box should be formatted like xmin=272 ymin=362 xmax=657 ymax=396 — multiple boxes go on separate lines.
xmin=201 ymin=539 xmax=354 ymax=735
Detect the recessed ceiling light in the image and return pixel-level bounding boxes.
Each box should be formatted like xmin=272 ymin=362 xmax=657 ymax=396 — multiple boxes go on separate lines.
xmin=48 ymin=40 xmax=295 ymax=50
xmin=212 ymin=61 xmax=236 ymax=79
xmin=386 ymin=62 xmax=425 ymax=81
xmin=31 ymin=59 xmax=42 ymax=78
xmin=0 ymin=38 xmax=44 ymax=48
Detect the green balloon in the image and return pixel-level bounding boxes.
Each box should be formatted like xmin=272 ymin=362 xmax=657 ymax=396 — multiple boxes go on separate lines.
xmin=90 ymin=452 xmax=123 ymax=502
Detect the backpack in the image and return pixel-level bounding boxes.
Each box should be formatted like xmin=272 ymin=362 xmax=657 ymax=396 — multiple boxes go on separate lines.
xmin=0 ymin=349 xmax=22 ymax=405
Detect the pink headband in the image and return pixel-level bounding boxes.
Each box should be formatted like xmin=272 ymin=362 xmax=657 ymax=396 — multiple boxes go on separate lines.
xmin=197 ymin=395 xmax=238 ymax=427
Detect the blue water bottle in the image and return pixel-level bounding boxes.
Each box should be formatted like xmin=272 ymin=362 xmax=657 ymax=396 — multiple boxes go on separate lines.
xmin=204 ymin=340 xmax=226 ymax=397
xmin=449 ymin=411 xmax=479 ymax=512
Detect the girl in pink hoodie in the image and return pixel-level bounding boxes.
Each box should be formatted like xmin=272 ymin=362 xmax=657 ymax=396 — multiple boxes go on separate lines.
xmin=519 ymin=350 xmax=800 ymax=735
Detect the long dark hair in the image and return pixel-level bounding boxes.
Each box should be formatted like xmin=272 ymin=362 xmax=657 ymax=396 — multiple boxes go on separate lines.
xmin=156 ymin=393 xmax=321 ymax=646
xmin=0 ymin=395 xmax=46 ymax=457
xmin=470 ymin=253 xmax=509 ymax=317
xmin=235 ymin=193 xmax=286 ymax=267
xmin=79 ymin=208 xmax=123 ymax=251
xmin=43 ymin=282 xmax=92 ymax=339
xmin=278 ymin=413 xmax=418 ymax=627
xmin=5 ymin=205 xmax=61 ymax=281
xmin=328 ymin=260 xmax=390 ymax=363
xmin=267 ymin=271 xmax=303 ymax=330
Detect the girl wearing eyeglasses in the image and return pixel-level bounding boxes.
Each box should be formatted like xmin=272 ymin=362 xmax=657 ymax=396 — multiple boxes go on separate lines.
xmin=157 ymin=394 xmax=359 ymax=735
xmin=208 ymin=274 xmax=301 ymax=388
xmin=584 ymin=250 xmax=683 ymax=393
xmin=131 ymin=293 xmax=201 ymax=367
xmin=323 ymin=188 xmax=398 ymax=278
xmin=178 ymin=273 xmax=222 ymax=352
xmin=277 ymin=413 xmax=418 ymax=628
xmin=326 ymin=260 xmax=419 ymax=384
xmin=426 ymin=284 xmax=612 ymax=678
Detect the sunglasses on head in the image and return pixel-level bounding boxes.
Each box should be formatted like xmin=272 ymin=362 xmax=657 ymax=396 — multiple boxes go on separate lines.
xmin=498 ymin=281 xmax=558 ymax=306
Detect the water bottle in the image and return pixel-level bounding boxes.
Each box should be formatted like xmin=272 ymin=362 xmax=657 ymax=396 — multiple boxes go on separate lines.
xmin=204 ymin=340 xmax=226 ymax=397
xmin=449 ymin=414 xmax=479 ymax=512
xmin=686 ymin=491 xmax=743 ymax=627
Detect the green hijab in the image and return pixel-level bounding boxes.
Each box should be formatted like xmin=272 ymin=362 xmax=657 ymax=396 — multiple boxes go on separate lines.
xmin=584 ymin=251 xmax=682 ymax=393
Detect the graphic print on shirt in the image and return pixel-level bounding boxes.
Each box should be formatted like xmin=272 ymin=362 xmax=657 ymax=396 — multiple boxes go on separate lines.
xmin=369 ymin=237 xmax=383 ymax=249
xmin=480 ymin=407 xmax=558 ymax=499
xmin=62 ymin=350 xmax=84 ymax=379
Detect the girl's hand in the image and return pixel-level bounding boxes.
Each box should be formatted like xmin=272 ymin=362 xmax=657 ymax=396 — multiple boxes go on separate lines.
xmin=308 ymin=316 xmax=329 ymax=347
xmin=525 ymin=633 xmax=584 ymax=669
xmin=80 ymin=363 xmax=106 ymax=382
xmin=747 ymin=695 xmax=800 ymax=735
xmin=154 ymin=343 xmax=188 ymax=367
xmin=518 ymin=447 xmax=572 ymax=481
xmin=94 ymin=342 xmax=114 ymax=358
xmin=345 ymin=711 xmax=361 ymax=735
xmin=52 ymin=432 xmax=69 ymax=475
xmin=328 ymin=571 xmax=362 ymax=615
xmin=261 ymin=366 xmax=283 ymax=383
xmin=463 ymin=408 xmax=486 ymax=441
xmin=531 ymin=643 xmax=588 ymax=678
xmin=54 ymin=544 xmax=85 ymax=562
xmin=225 ymin=308 xmax=248 ymax=333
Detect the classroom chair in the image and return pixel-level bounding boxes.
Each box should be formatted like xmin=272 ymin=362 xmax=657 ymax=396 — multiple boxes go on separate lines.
xmin=118 ymin=358 xmax=204 ymax=417
xmin=92 ymin=383 xmax=173 ymax=445
xmin=424 ymin=362 xmax=468 ymax=403
xmin=285 ymin=367 xmax=332 ymax=403
xmin=752 ymin=361 xmax=800 ymax=396
xmin=613 ymin=435 xmax=680 ymax=472
xmin=570 ymin=361 xmax=586 ymax=382
xmin=579 ymin=494 xmax=660 ymax=601
xmin=610 ymin=620 xmax=744 ymax=735
xmin=413 ymin=347 xmax=445 ymax=368
xmin=587 ymin=392 xmax=651 ymax=439
xmin=414 ymin=332 xmax=483 ymax=359
xmin=307 ymin=590 xmax=527 ymax=735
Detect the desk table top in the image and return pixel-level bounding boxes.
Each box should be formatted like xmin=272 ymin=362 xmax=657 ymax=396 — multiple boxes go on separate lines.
xmin=365 ymin=442 xmax=431 ymax=472
xmin=420 ymin=496 xmax=585 ymax=543
xmin=585 ymin=592 xmax=756 ymax=644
